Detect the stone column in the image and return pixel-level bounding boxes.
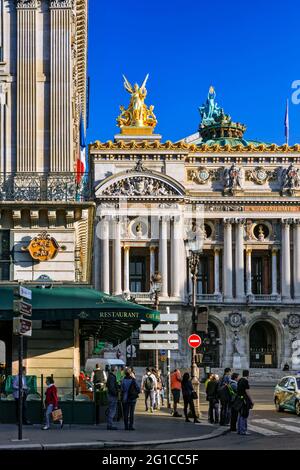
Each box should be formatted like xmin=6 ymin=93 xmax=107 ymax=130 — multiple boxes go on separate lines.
xmin=150 ymin=246 xmax=156 ymax=278
xmin=223 ymin=219 xmax=233 ymax=301
xmin=113 ymin=218 xmax=122 ymax=296
xmin=123 ymin=246 xmax=130 ymax=293
xmin=159 ymin=217 xmax=168 ymax=297
xmin=293 ymin=220 xmax=300 ymax=300
xmin=246 ymin=249 xmax=252 ymax=296
xmin=281 ymin=219 xmax=291 ymax=301
xmin=101 ymin=218 xmax=110 ymax=294
xmin=271 ymin=248 xmax=278 ymax=296
xmin=49 ymin=0 xmax=73 ymax=172
xmin=214 ymin=247 xmax=220 ymax=295
xmin=235 ymin=219 xmax=245 ymax=300
xmin=16 ymin=0 xmax=38 ymax=172
xmin=93 ymin=219 xmax=101 ymax=291
xmin=171 ymin=216 xmax=181 ymax=298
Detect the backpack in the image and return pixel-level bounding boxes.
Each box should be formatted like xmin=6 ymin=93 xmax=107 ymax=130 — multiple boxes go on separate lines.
xmin=227 ymin=383 xmax=237 ymax=402
xmin=144 ymin=375 xmax=154 ymax=391
xmin=128 ymin=379 xmax=139 ymax=400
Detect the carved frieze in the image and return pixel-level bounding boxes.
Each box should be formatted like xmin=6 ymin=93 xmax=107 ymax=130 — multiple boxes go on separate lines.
xmin=246 ymin=166 xmax=277 ymax=185
xmin=187 ymin=167 xmax=212 ymax=184
xmin=49 ymin=0 xmax=74 ymax=8
xmin=102 ymin=176 xmax=178 ymax=197
xmin=283 ymin=314 xmax=300 ymax=330
xmin=16 ymin=0 xmax=41 ymax=8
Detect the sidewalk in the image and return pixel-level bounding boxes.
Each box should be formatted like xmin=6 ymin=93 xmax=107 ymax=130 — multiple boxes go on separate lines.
xmin=0 ymin=406 xmax=228 ymax=450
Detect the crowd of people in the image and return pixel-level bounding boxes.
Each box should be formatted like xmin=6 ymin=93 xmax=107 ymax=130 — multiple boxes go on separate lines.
xmin=3 ymin=363 xmax=255 ymax=436
xmin=205 ymin=368 xmax=254 ymax=435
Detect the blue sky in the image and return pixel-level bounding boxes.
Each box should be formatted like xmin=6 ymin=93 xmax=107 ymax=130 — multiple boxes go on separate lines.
xmin=87 ymin=0 xmax=300 ymax=145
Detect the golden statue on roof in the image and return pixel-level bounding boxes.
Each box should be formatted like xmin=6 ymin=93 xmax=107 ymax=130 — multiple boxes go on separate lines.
xmin=117 ymin=74 xmax=157 ymax=135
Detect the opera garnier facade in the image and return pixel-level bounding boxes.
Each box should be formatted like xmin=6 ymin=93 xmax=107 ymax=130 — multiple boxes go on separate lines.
xmin=90 ymin=79 xmax=300 ymax=374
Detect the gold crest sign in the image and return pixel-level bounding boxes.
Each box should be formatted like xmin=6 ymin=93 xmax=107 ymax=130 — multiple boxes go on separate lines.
xmin=22 ymin=231 xmax=66 ymax=262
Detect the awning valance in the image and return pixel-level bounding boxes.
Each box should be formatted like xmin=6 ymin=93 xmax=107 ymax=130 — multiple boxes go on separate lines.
xmin=0 ymin=285 xmax=159 ymax=344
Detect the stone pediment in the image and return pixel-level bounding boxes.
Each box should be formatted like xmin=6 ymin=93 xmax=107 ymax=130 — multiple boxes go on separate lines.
xmin=95 ymin=170 xmax=185 ymax=199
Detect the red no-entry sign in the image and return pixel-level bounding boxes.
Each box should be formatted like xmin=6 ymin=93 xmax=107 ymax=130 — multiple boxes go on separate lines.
xmin=188 ymin=334 xmax=201 ymax=348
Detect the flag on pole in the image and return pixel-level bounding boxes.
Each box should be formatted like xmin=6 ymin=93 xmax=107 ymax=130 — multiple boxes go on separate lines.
xmin=76 ymin=113 xmax=86 ymax=184
xmin=284 ymin=99 xmax=289 ymax=145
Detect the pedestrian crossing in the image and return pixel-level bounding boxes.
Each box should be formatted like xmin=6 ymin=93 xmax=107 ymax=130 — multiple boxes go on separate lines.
xmin=248 ymin=417 xmax=300 ymax=436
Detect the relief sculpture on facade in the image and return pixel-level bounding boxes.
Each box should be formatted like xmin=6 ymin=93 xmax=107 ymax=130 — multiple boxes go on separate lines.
xmin=102 ymin=176 xmax=176 ymax=197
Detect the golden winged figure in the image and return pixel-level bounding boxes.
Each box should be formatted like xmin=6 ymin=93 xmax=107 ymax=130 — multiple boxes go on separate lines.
xmin=117 ymin=74 xmax=157 ymax=130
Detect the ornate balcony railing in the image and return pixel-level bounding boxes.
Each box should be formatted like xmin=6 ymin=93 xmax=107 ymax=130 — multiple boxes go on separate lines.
xmin=251 ymin=294 xmax=281 ymax=302
xmin=0 ymin=173 xmax=90 ymax=202
xmin=188 ymin=293 xmax=223 ymax=303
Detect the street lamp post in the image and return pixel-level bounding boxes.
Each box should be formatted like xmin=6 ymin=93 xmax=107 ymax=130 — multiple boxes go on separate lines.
xmin=150 ymin=271 xmax=162 ymax=371
xmin=185 ymin=239 xmax=202 ymax=418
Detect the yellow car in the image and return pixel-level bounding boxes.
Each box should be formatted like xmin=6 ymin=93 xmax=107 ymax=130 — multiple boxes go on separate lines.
xmin=274 ymin=375 xmax=300 ymax=416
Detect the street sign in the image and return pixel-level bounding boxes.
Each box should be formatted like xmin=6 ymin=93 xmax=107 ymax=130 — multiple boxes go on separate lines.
xmin=140 ymin=324 xmax=178 ymax=332
xmin=13 ymin=300 xmax=32 ymax=317
xmin=19 ymin=301 xmax=32 ymax=317
xmin=139 ymin=343 xmax=178 ymax=350
xmin=139 ymin=333 xmax=178 ymax=341
xmin=188 ymin=334 xmax=202 ymax=348
xmin=13 ymin=317 xmax=32 ymax=337
xmin=19 ymin=286 xmax=32 ymax=300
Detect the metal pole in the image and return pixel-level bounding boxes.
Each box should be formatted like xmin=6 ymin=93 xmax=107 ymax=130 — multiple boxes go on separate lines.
xmin=155 ymin=291 xmax=159 ymax=371
xmin=18 ymin=334 xmax=23 ymax=440
xmin=41 ymin=374 xmax=44 ymax=425
xmin=167 ymin=349 xmax=171 ymax=408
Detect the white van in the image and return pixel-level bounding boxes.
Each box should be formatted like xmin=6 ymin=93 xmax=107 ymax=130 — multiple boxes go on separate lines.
xmin=84 ymin=358 xmax=126 ymax=375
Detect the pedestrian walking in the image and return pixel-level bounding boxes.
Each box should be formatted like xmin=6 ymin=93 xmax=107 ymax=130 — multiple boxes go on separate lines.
xmin=229 ymin=372 xmax=239 ymax=432
xmin=170 ymin=368 xmax=182 ymax=417
xmin=237 ymin=370 xmax=254 ymax=436
xmin=121 ymin=369 xmax=140 ymax=430
xmin=181 ymin=372 xmax=200 ymax=423
xmin=141 ymin=368 xmax=156 ymax=412
xmin=218 ymin=367 xmax=232 ymax=426
xmin=106 ymin=366 xmax=119 ymax=430
xmin=42 ymin=376 xmax=63 ymax=430
xmin=12 ymin=367 xmax=31 ymax=425
xmin=152 ymin=368 xmax=161 ymax=410
xmin=158 ymin=370 xmax=166 ymax=407
xmin=206 ymin=374 xmax=219 ymax=424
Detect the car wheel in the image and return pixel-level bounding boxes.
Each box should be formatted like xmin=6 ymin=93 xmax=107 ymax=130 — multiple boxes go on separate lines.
xmin=275 ymin=398 xmax=283 ymax=412
xmin=296 ymin=401 xmax=300 ymax=417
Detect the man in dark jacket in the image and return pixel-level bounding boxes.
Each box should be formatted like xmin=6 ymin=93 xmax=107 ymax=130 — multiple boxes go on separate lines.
xmin=106 ymin=366 xmax=119 ymax=430
xmin=218 ymin=367 xmax=231 ymax=426
xmin=206 ymin=374 xmax=219 ymax=424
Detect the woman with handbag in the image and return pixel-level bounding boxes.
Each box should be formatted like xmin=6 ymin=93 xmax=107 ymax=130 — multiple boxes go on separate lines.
xmin=42 ymin=376 xmax=63 ymax=430
xmin=181 ymin=373 xmax=200 ymax=423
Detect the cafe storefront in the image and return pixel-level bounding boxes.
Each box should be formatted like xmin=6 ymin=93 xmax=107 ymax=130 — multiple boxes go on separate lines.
xmin=0 ymin=284 xmax=159 ymax=424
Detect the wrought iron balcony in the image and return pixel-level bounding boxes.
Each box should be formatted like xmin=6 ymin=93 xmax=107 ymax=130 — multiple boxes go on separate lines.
xmin=0 ymin=173 xmax=90 ymax=202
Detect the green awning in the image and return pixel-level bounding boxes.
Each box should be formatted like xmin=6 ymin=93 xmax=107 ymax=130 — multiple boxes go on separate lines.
xmin=0 ymin=285 xmax=159 ymax=345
